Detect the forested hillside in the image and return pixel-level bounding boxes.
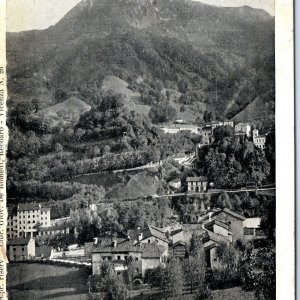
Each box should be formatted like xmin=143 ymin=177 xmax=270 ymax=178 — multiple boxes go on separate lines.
xmin=7 ymin=0 xmax=274 ymax=122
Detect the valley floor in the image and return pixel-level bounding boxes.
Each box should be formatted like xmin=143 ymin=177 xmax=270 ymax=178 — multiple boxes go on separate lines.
xmin=7 ymin=263 xmax=255 ymax=300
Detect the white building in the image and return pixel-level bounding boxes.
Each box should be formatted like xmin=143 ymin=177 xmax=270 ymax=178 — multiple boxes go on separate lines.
xmin=7 ymin=203 xmax=51 ymax=239
xmin=187 ymin=176 xmax=208 ymax=192
xmin=253 ymin=129 xmax=267 ymax=149
xmin=159 ymin=125 xmax=201 ymax=135
xmin=234 ymin=123 xmax=251 ymax=137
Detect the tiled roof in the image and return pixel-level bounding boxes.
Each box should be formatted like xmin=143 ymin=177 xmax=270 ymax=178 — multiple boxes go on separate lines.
xmin=222 ymin=208 xmax=245 ymax=221
xmin=204 ymin=219 xmax=229 ymax=230
xmin=41 ymin=207 xmax=50 ymax=212
xmin=140 ymin=243 xmax=162 ymax=259
xmin=143 ymin=225 xmax=168 ymax=243
xmin=18 ymin=203 xmax=41 ymax=211
xmin=170 ymin=228 xmax=183 ymax=236
xmin=92 ymin=238 xmax=142 ymax=253
xmin=186 ymin=176 xmax=208 ymax=182
xmin=8 ymin=236 xmax=32 ymax=246
xmin=202 ymin=230 xmax=230 ymax=245
xmin=173 ymin=240 xmax=186 ymax=247
xmin=127 ymin=225 xmax=168 ymax=243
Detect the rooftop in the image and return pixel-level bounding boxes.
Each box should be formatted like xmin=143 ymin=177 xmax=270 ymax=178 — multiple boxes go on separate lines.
xmin=8 ymin=236 xmax=32 ymax=246
xmin=186 ymin=176 xmax=208 ymax=182
xmin=222 ymin=208 xmax=246 ymax=221
xmin=204 ymin=219 xmax=230 ymax=230
xmin=17 ymin=203 xmax=41 ymax=212
xmin=92 ymin=238 xmax=141 ymax=254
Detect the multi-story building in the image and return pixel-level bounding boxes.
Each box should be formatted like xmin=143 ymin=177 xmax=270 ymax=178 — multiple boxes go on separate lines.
xmin=234 ymin=123 xmax=251 ymax=137
xmin=8 ymin=236 xmax=36 ymax=261
xmin=7 ymin=203 xmax=51 ymax=239
xmin=253 ymin=129 xmax=267 ymax=149
xmin=201 ymin=125 xmax=212 ymax=144
xmin=187 ymin=176 xmax=208 ymax=193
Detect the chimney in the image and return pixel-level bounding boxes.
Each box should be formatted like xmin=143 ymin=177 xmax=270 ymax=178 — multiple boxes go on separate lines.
xmin=93 ymin=238 xmax=98 ymax=245
xmin=208 ymin=212 xmax=213 ymax=221
xmin=112 ymin=239 xmax=117 ymax=248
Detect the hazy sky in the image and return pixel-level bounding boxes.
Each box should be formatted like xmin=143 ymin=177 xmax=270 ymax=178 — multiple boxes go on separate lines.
xmin=7 ymin=0 xmax=275 ymax=32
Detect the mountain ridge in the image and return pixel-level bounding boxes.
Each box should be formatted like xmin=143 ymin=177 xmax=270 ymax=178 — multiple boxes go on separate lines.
xmin=7 ymin=0 xmax=275 ymax=122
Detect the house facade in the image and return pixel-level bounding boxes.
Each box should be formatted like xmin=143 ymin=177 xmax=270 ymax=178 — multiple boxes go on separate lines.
xmin=253 ymin=129 xmax=267 ymax=149
xmin=213 ymin=208 xmax=245 ymax=242
xmin=92 ymin=238 xmax=164 ymax=277
xmin=187 ymin=176 xmax=208 ymax=193
xmin=171 ymin=241 xmax=186 ymax=259
xmin=8 ymin=236 xmax=35 ymax=261
xmin=201 ymin=125 xmax=212 ymax=144
xmin=235 ymin=123 xmax=251 ymax=137
xmin=7 ymin=203 xmax=51 ymax=239
xmin=243 ymin=218 xmax=267 ymax=241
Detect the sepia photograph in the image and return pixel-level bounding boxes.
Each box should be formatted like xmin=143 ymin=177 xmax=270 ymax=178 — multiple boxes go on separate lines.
xmin=4 ymin=0 xmax=288 ymax=299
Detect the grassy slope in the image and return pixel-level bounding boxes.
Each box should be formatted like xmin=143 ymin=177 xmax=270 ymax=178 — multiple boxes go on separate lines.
xmin=8 ymin=263 xmax=89 ymax=300
xmin=72 ymin=169 xmax=161 ymax=201
xmin=231 ymin=90 xmax=274 ymax=123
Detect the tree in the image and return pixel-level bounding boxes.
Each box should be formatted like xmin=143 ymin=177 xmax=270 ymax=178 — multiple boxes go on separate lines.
xmin=94 ymin=267 xmax=128 ymax=300
xmin=213 ymin=126 xmax=234 ymax=144
xmin=125 ymin=256 xmax=140 ymax=290
xmin=252 ymin=244 xmax=275 ymax=300
xmin=184 ymin=233 xmax=206 ymax=293
xmin=164 ymin=257 xmax=184 ymax=297
xmin=178 ymin=79 xmax=189 ymax=93
xmin=55 ymin=89 xmax=68 ymax=103
xmin=149 ymin=103 xmax=177 ymax=123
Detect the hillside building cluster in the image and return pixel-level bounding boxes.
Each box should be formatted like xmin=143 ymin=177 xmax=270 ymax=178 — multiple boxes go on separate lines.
xmin=91 ymin=209 xmax=266 ymax=276
xmin=159 ymin=120 xmax=268 ymax=149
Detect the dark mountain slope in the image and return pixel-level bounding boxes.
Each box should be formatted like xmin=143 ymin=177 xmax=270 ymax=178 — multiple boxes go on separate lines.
xmin=6 ymin=0 xmax=274 ymax=121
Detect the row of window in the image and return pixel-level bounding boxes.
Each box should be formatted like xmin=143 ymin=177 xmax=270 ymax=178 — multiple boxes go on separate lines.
xmin=101 ymin=255 xmax=139 ymax=261
xmin=189 ymin=182 xmax=206 ymax=186
xmin=12 ymin=247 xmax=25 ymax=252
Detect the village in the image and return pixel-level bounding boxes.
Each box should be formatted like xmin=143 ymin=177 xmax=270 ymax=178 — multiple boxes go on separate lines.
xmin=7 ymin=119 xmax=274 ymax=299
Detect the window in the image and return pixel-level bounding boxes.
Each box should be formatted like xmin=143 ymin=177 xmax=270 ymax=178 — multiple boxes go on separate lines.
xmin=22 ymin=247 xmax=25 ymax=252
xmin=117 ymin=256 xmax=121 ymax=260
xmin=28 ymin=221 xmax=31 ymax=224
xmin=135 ymin=257 xmax=139 ymax=262
xmin=148 ymin=239 xmax=151 ymax=243
xmin=13 ymin=247 xmax=16 ymax=252
xmin=19 ymin=222 xmax=21 ymax=224
xmin=23 ymin=227 xmax=25 ymax=229
xmin=41 ymin=217 xmax=43 ymax=220
xmin=32 ymin=220 xmax=35 ymax=223
xmin=28 ymin=215 xmax=30 ymax=218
